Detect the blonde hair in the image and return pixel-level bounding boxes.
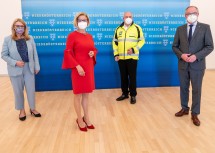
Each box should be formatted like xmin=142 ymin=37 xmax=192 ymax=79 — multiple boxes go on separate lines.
xmin=73 ymin=12 xmax=90 ymax=28
xmin=11 ymin=18 xmax=30 ymax=40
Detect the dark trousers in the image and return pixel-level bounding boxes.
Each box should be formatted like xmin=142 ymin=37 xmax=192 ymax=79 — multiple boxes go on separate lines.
xmin=118 ymin=59 xmax=137 ymax=97
xmin=179 ymin=67 xmax=205 ymax=115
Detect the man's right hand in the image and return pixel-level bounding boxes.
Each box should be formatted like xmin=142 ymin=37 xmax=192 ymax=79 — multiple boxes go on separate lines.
xmin=115 ymin=56 xmax=119 ymax=62
xmin=16 ymin=61 xmax=25 ymax=67
xmin=181 ymin=54 xmax=191 ymax=62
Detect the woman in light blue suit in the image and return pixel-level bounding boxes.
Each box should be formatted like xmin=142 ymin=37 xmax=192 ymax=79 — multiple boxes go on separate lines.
xmin=1 ymin=18 xmax=41 ymax=121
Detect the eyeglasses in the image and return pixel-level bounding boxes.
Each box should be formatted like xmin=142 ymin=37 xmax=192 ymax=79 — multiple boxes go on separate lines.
xmin=185 ymin=12 xmax=198 ymax=16
xmin=15 ymin=25 xmax=25 ymax=28
xmin=77 ymin=19 xmax=87 ymax=22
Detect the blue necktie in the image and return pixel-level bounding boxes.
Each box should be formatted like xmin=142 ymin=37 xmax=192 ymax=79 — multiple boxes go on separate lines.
xmin=188 ymin=25 xmax=193 ymax=44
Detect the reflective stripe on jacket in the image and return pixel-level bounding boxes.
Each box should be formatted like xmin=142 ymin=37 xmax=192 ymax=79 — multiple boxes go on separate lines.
xmin=112 ymin=22 xmax=145 ymax=60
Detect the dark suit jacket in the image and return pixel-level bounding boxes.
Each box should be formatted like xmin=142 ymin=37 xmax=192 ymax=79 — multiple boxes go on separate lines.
xmin=172 ymin=22 xmax=214 ymax=70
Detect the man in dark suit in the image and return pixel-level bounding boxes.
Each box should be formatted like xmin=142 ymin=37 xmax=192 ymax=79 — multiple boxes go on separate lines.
xmin=172 ymin=6 xmax=214 ymax=126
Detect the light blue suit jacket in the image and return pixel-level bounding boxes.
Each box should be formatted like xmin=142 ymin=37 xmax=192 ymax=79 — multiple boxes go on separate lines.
xmin=1 ymin=35 xmax=40 ymax=76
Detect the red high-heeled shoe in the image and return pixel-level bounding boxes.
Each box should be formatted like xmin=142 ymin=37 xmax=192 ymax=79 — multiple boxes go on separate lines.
xmin=83 ymin=117 xmax=95 ymax=129
xmin=76 ymin=119 xmax=87 ymax=132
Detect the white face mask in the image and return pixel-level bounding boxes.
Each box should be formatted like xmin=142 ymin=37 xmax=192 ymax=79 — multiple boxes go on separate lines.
xmin=187 ymin=14 xmax=198 ymax=24
xmin=125 ymin=18 xmax=132 ymax=25
xmin=78 ymin=21 xmax=88 ymax=30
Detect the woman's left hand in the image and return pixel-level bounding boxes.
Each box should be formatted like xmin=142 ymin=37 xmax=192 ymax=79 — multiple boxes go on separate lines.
xmin=88 ymin=51 xmax=94 ymax=58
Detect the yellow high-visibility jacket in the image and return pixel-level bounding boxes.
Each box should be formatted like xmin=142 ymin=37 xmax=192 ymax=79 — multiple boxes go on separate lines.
xmin=112 ymin=22 xmax=145 ymax=60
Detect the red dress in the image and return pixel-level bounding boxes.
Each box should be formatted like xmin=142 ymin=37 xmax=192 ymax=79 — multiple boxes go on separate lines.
xmin=62 ymin=31 xmax=97 ymax=94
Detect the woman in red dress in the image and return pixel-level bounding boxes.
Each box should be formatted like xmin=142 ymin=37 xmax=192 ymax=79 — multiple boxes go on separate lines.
xmin=62 ymin=12 xmax=97 ymax=132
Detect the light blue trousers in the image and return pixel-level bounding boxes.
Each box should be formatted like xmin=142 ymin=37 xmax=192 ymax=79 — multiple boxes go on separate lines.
xmin=10 ymin=63 xmax=35 ymax=110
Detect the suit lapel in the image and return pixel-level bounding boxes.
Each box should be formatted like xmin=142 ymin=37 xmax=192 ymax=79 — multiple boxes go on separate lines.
xmin=26 ymin=39 xmax=31 ymax=51
xmin=10 ymin=38 xmax=23 ymax=60
xmin=12 ymin=39 xmax=18 ymax=52
xmin=182 ymin=24 xmax=187 ymax=37
xmin=191 ymin=22 xmax=201 ymax=43
xmin=182 ymin=24 xmax=189 ymax=45
xmin=26 ymin=39 xmax=31 ymax=60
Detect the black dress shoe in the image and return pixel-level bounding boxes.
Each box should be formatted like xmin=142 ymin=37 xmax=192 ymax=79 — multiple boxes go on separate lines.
xmin=116 ymin=95 xmax=129 ymax=101
xmin=130 ymin=96 xmax=136 ymax=104
xmin=30 ymin=110 xmax=41 ymax=117
xmin=19 ymin=115 xmax=26 ymax=121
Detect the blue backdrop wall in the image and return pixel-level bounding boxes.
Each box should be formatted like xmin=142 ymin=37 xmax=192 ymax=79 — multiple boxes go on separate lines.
xmin=21 ymin=0 xmax=190 ymax=91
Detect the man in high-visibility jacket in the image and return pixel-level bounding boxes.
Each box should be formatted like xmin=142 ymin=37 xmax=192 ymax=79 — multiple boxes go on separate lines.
xmin=112 ymin=12 xmax=145 ymax=104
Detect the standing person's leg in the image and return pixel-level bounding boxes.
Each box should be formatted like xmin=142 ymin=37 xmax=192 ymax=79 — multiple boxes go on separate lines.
xmin=82 ymin=93 xmax=89 ymax=122
xmin=118 ymin=60 xmax=129 ymax=96
xmin=127 ymin=59 xmax=137 ymax=97
xmin=82 ymin=93 xmax=94 ymax=128
xmin=175 ymin=69 xmax=190 ymax=116
xmin=10 ymin=74 xmax=26 ymax=119
xmin=190 ymin=69 xmax=205 ymax=115
xmin=190 ymin=69 xmax=205 ymax=126
xmin=74 ymin=94 xmax=86 ymax=128
xmin=116 ymin=60 xmax=129 ymax=101
xmin=23 ymin=63 xmax=35 ymax=110
xmin=127 ymin=59 xmax=137 ymax=104
xmin=179 ymin=69 xmax=190 ymax=109
xmin=24 ymin=63 xmax=41 ymax=116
